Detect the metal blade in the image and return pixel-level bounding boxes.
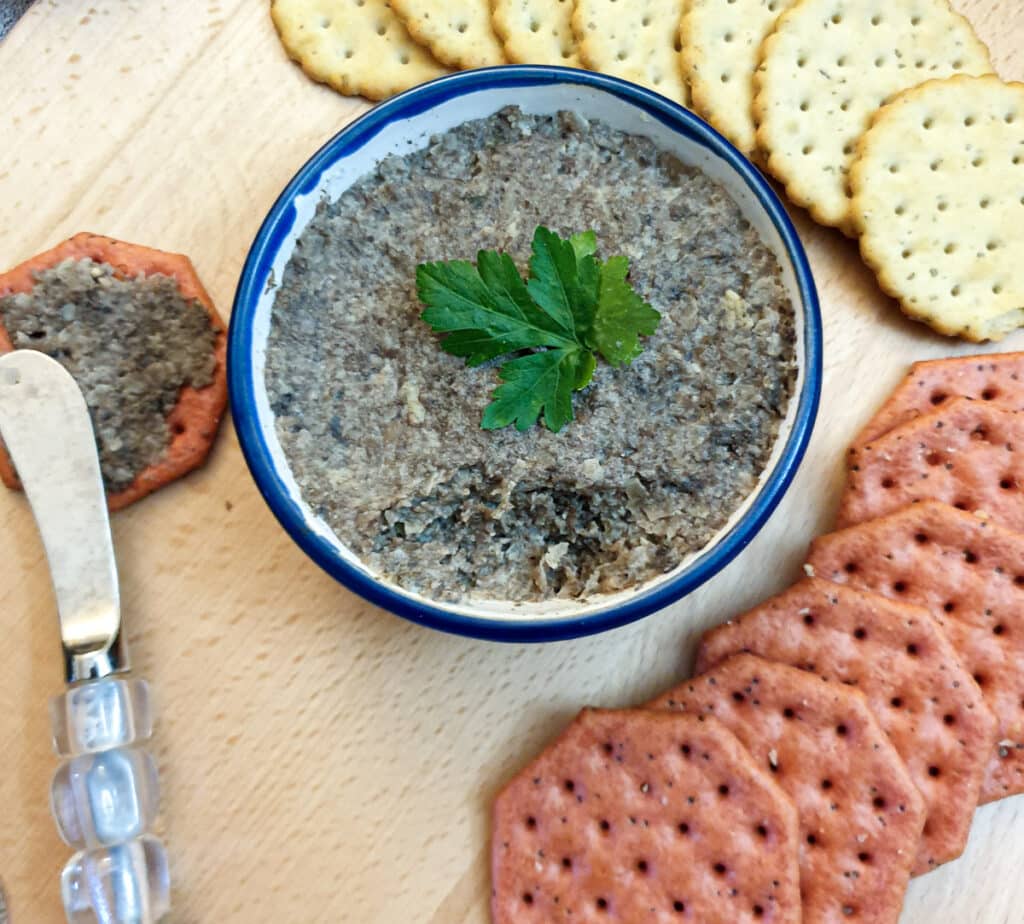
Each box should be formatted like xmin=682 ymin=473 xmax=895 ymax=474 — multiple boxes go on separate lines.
xmin=0 ymin=350 xmax=126 ymax=682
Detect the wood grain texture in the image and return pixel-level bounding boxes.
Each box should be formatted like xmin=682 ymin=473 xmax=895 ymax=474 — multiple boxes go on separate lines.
xmin=0 ymin=1 xmax=1021 ymax=921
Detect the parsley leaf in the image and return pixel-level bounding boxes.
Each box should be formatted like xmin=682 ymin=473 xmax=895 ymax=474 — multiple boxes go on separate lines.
xmin=417 ymin=226 xmax=660 ymax=432
xmin=588 ymin=255 xmax=663 ymax=366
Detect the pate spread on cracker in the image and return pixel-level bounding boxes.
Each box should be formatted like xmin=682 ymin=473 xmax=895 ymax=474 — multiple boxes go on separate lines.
xmin=0 ymin=233 xmax=227 ymax=511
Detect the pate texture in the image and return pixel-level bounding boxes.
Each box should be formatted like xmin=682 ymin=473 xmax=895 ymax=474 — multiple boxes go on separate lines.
xmin=0 ymin=258 xmax=217 ymax=492
xmin=266 ymin=108 xmax=797 ymax=603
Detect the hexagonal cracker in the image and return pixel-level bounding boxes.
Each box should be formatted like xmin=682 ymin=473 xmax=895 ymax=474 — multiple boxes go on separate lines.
xmin=492 ymin=707 xmax=802 ymax=923
xmin=0 ymin=232 xmax=227 ymax=510
xmin=649 ymin=654 xmax=926 ymax=924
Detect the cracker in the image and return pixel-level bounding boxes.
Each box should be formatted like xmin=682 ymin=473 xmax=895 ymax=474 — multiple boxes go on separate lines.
xmin=682 ymin=0 xmax=797 ymax=156
xmin=492 ymin=707 xmax=802 ymax=923
xmin=807 ymin=500 xmax=1024 ymax=802
xmin=492 ymin=0 xmax=579 ymax=66
xmin=0 ymin=233 xmax=227 ymax=511
xmin=391 ymin=0 xmax=506 ymax=69
xmin=698 ymin=577 xmax=996 ymax=874
xmin=754 ymin=0 xmax=992 ymax=234
xmin=838 ymin=398 xmax=1024 ymax=533
xmin=270 ymin=0 xmax=449 ymax=102
xmin=571 ymin=0 xmax=690 ymax=107
xmin=650 ymin=654 xmax=926 ymax=923
xmin=852 ymin=352 xmax=1024 ymax=453
xmin=851 ymin=75 xmax=1024 ymax=341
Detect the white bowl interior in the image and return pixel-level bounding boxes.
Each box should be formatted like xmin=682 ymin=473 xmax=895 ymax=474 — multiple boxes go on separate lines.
xmin=248 ymin=81 xmax=809 ymax=621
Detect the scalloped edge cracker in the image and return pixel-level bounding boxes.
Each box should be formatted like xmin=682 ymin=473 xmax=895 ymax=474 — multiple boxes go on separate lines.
xmin=572 ymin=0 xmax=690 ymax=106
xmin=271 ymin=0 xmax=449 ymax=101
xmin=391 ymin=0 xmax=506 ymax=69
xmin=492 ymin=0 xmax=580 ymax=65
xmin=852 ymin=75 xmax=1024 ymax=342
xmin=754 ymin=0 xmax=992 ymax=234
xmin=683 ymin=0 xmax=797 ymax=156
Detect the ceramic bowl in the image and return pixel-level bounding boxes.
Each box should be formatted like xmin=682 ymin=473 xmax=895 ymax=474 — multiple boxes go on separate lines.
xmin=229 ymin=66 xmax=822 ymax=642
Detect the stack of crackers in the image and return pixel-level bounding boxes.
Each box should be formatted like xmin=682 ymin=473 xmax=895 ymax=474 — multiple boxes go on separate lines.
xmin=271 ymin=0 xmax=1022 ymax=342
xmin=491 ymin=350 xmax=1024 ymax=922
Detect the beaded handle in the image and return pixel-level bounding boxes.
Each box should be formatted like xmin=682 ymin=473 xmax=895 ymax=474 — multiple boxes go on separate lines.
xmin=50 ymin=677 xmax=169 ymax=923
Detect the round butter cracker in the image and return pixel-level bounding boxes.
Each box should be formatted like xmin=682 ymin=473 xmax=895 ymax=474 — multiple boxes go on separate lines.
xmin=754 ymin=0 xmax=992 ymax=234
xmin=271 ymin=0 xmax=449 ymax=101
xmin=492 ymin=0 xmax=579 ymax=66
xmin=572 ymin=0 xmax=690 ymax=107
xmin=852 ymin=75 xmax=1024 ymax=342
xmin=683 ymin=0 xmax=797 ymax=156
xmin=390 ymin=0 xmax=506 ymax=69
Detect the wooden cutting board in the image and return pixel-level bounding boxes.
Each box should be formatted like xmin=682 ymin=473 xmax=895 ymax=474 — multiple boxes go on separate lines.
xmin=0 ymin=2 xmax=1021 ymax=921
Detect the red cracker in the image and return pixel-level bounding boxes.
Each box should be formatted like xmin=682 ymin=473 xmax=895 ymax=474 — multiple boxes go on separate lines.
xmin=649 ymin=654 xmax=925 ymax=924
xmin=838 ymin=398 xmax=1024 ymax=532
xmin=697 ymin=578 xmax=996 ymax=874
xmin=852 ymin=352 xmax=1024 ymax=452
xmin=808 ymin=501 xmax=1024 ymax=802
xmin=492 ymin=708 xmax=802 ymax=924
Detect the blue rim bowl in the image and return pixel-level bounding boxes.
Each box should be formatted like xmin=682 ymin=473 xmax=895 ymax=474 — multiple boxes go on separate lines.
xmin=229 ymin=65 xmax=822 ymax=643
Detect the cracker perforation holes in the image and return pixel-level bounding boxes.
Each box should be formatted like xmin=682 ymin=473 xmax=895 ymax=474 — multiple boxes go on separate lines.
xmin=678 ymin=822 xmax=690 ymax=835
xmin=882 ymin=477 xmax=895 ymax=488
xmin=821 ymin=778 xmax=833 ymax=790
xmin=636 ymin=859 xmax=649 ymax=873
xmin=803 ymin=612 xmax=816 ymax=625
xmin=873 ymin=795 xmax=886 ymax=809
xmin=783 ymin=707 xmax=796 ymax=719
xmin=994 ymin=624 xmax=1007 ymax=636
xmin=1016 ymin=575 xmax=1024 ymax=587
xmin=943 ymin=601 xmax=955 ymax=613
xmin=713 ymin=862 xmax=727 ymax=876
xmin=893 ymin=581 xmax=908 ymax=594
xmin=928 ymin=766 xmax=941 ymax=778
xmin=844 ymin=561 xmax=859 ymax=574
xmin=871 ymin=14 xmax=881 ymax=25
xmin=375 ymin=22 xmax=386 ymax=35
xmin=596 ymin=897 xmax=609 ymax=911
xmin=964 ymin=550 xmax=979 ymax=564
xmin=564 ymin=779 xmax=575 ymax=793
xmin=836 ymin=724 xmax=849 ymax=737
xmin=915 ymin=532 xmax=929 ymax=543
xmin=599 ymin=819 xmax=611 ymax=833
xmin=890 ymin=696 xmax=903 ymax=708
xmin=718 ymin=784 xmax=731 ymax=796
xmin=526 ymin=815 xmax=537 ymax=829
xmin=944 ymin=713 xmax=956 ymax=725
xmin=906 ymin=643 xmax=919 ymax=656
xmin=562 ymin=856 xmax=572 ymax=869
xmin=1001 ymin=477 xmax=1016 ymax=490
xmin=457 ymin=22 xmax=468 ymax=33
xmin=754 ymin=905 xmax=765 ymax=917
xmin=523 ymin=892 xmax=534 ymax=905
xmin=756 ymin=823 xmax=769 ymax=837
xmin=926 ymin=451 xmax=943 ymax=466
xmin=673 ymin=900 xmax=686 ymax=913
xmin=983 ymin=388 xmax=1001 ymax=400
xmin=854 ymin=627 xmax=867 ymax=640
xmin=843 ymin=904 xmax=857 ymax=916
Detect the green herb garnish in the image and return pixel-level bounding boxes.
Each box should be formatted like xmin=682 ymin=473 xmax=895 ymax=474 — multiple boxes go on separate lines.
xmin=417 ymin=226 xmax=661 ymax=432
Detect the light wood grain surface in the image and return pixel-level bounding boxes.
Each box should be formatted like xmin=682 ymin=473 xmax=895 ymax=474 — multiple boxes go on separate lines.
xmin=1 ymin=2 xmax=1022 ymax=922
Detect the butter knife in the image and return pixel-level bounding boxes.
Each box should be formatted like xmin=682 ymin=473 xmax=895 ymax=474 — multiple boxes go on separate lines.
xmin=0 ymin=350 xmax=168 ymax=924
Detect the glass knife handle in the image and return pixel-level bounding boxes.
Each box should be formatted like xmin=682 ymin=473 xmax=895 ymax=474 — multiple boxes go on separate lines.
xmin=49 ymin=677 xmax=170 ymax=924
